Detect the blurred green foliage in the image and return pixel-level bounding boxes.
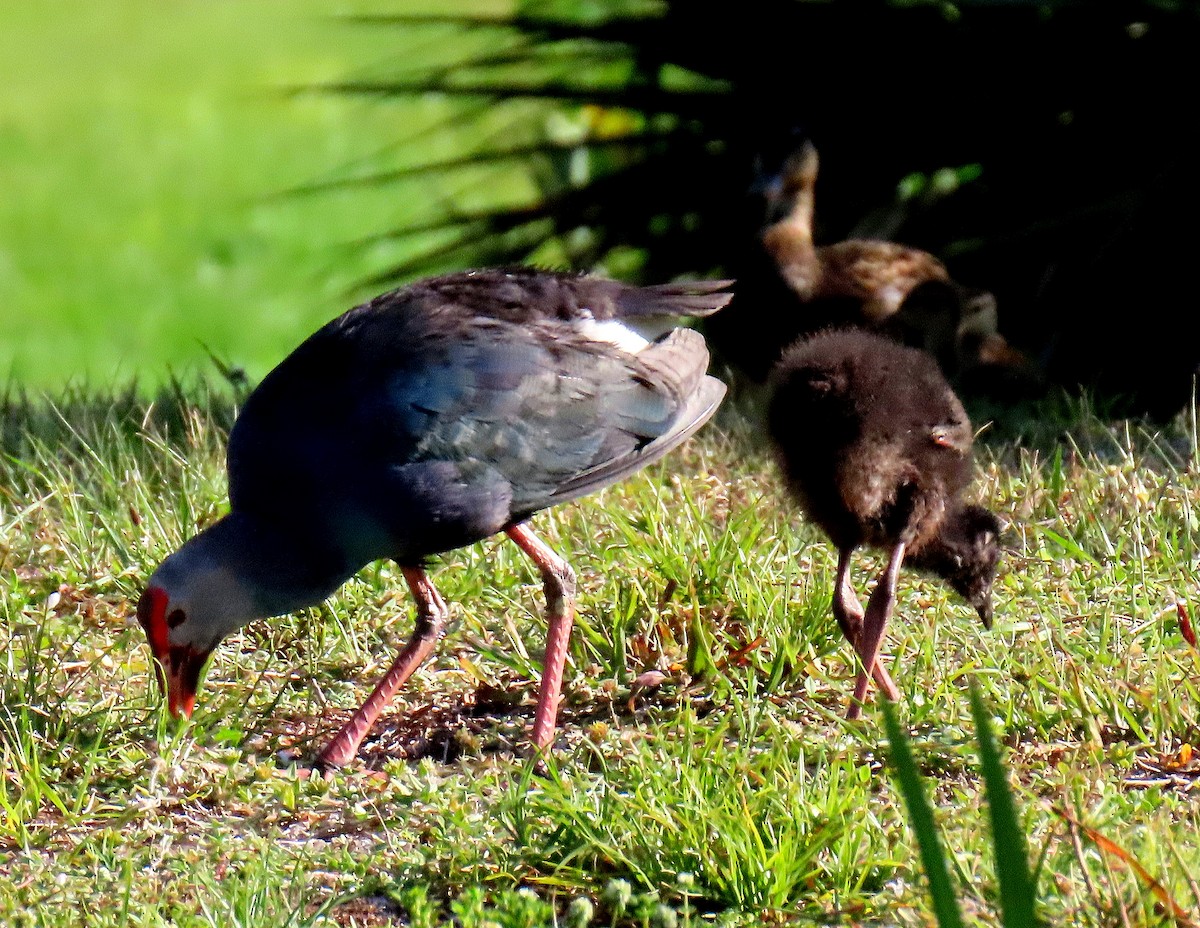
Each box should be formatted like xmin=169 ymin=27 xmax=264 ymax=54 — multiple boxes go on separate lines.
xmin=0 ymin=0 xmax=523 ymax=385
xmin=3 ymin=0 xmax=1195 ymax=413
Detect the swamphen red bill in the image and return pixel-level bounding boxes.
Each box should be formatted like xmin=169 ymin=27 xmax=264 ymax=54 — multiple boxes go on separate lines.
xmin=137 ymin=267 xmax=731 ymax=767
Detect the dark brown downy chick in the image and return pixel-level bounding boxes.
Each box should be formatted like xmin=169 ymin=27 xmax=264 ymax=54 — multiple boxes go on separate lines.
xmin=768 ymin=328 xmax=1002 ymax=718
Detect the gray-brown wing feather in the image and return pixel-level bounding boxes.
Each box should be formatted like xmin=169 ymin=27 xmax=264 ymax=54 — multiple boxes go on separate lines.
xmin=545 ymin=374 xmax=725 ymax=507
xmin=400 ymin=324 xmax=722 ymax=517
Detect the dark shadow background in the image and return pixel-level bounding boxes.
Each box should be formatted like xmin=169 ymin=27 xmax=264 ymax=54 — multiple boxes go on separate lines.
xmin=316 ymin=0 xmax=1198 ymax=419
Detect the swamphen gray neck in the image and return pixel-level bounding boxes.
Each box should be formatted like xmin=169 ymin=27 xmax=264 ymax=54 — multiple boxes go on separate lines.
xmin=768 ymin=328 xmax=1001 ymax=719
xmin=138 ymin=267 xmax=732 ymax=767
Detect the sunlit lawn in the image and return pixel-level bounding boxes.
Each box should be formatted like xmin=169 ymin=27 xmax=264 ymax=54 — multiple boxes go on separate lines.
xmin=0 ymin=0 xmax=526 ymax=386
xmin=4 ymin=2 xmax=1200 ymax=926
xmin=3 ymin=388 xmax=1200 ymax=925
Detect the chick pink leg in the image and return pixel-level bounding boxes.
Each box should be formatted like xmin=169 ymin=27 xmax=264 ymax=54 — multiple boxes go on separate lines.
xmin=506 ymin=522 xmax=576 ymax=754
xmin=315 ymin=566 xmax=448 ymax=770
xmin=832 ymin=548 xmax=900 ymax=704
xmin=847 ymin=541 xmax=906 ymax=720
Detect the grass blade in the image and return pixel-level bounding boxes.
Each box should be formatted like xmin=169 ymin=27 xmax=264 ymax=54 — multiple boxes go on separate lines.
xmin=882 ymin=700 xmax=965 ymax=928
xmin=969 ymin=683 xmax=1037 ymax=927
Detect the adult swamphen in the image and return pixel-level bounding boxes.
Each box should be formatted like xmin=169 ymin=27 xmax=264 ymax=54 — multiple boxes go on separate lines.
xmin=137 ymin=267 xmax=731 ymax=768
xmin=768 ymin=328 xmax=1001 ymax=718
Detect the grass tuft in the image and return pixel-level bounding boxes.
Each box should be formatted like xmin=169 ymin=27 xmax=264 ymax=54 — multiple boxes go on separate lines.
xmin=3 ymin=383 xmax=1200 ymax=923
xmin=969 ymin=683 xmax=1038 ymax=928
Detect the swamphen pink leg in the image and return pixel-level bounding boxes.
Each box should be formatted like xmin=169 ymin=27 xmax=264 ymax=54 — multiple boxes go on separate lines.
xmin=506 ymin=522 xmax=577 ymax=753
xmin=846 ymin=541 xmax=906 ymax=720
xmin=315 ymin=566 xmax=448 ymax=770
xmin=833 ymin=548 xmax=900 ymax=701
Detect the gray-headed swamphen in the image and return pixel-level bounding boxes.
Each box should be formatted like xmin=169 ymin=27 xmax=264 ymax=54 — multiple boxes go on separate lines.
xmin=137 ymin=267 xmax=732 ymax=767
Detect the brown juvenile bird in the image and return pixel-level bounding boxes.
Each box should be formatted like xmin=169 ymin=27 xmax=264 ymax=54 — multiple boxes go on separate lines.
xmin=757 ymin=142 xmax=1033 ymax=390
xmin=768 ymin=328 xmax=1001 ymax=718
xmin=760 ymin=141 xmax=950 ymax=323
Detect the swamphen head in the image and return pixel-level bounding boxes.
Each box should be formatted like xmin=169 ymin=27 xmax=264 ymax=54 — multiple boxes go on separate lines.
xmin=137 ymin=576 xmax=228 ymax=719
xmin=137 ymin=512 xmax=319 ymax=718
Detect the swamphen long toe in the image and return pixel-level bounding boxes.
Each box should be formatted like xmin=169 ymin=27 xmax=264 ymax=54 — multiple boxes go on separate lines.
xmin=137 ymin=268 xmax=731 ymax=767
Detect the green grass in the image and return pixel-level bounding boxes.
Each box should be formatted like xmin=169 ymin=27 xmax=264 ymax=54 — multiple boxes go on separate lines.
xmin=5 ymin=3 xmax=1200 ymax=925
xmin=883 ymin=685 xmax=1039 ymax=928
xmin=0 ymin=0 xmax=545 ymax=387
xmin=4 ymin=387 xmax=1200 ymax=925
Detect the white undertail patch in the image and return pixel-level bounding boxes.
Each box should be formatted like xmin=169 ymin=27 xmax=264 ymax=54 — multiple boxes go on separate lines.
xmin=574 ymin=313 xmax=663 ymax=354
